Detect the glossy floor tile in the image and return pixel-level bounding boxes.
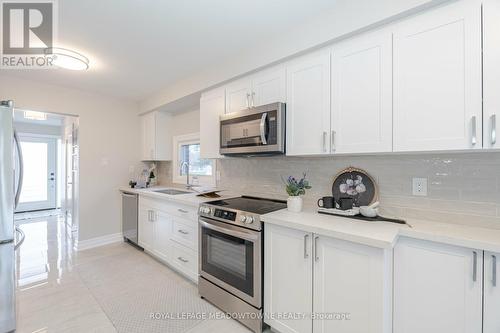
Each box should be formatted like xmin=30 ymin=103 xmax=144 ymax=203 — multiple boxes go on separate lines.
xmin=14 ymin=214 xmax=252 ymax=333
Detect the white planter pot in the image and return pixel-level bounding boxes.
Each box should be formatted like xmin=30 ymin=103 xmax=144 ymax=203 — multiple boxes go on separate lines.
xmin=287 ymin=196 xmax=303 ymax=212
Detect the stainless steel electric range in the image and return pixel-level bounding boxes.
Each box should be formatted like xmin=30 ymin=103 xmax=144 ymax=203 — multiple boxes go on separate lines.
xmin=198 ymin=196 xmax=287 ymax=333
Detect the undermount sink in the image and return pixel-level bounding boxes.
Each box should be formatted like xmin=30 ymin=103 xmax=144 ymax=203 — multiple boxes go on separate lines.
xmin=153 ymin=188 xmax=192 ymax=195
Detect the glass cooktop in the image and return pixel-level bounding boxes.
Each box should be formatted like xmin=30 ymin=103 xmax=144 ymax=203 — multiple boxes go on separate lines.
xmin=207 ymin=196 xmax=287 ymax=215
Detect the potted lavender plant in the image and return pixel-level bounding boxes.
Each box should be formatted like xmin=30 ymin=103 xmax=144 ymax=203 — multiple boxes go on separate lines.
xmin=282 ymin=173 xmax=312 ymax=212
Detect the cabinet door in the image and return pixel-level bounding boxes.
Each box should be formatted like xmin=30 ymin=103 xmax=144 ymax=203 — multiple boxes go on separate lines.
xmin=138 ymin=206 xmax=154 ymax=252
xmin=200 ymin=88 xmax=225 ymax=159
xmin=313 ymin=236 xmax=391 ymax=333
xmin=141 ymin=112 xmax=156 ymax=160
xmin=153 ymin=211 xmax=172 ymax=262
xmin=331 ymin=30 xmax=392 ymax=154
xmin=225 ymin=78 xmax=252 ymax=114
xmin=484 ymin=251 xmax=500 ymax=333
xmin=252 ymin=65 xmax=286 ymax=107
xmin=286 ymin=49 xmax=331 ymax=156
xmin=483 ymin=0 xmax=500 ymax=149
xmin=393 ymin=1 xmax=482 ymax=152
xmin=264 ymin=224 xmax=312 ymax=333
xmin=394 ymin=238 xmax=482 ymax=333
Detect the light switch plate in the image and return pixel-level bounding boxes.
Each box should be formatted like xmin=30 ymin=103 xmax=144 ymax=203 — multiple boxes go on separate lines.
xmin=412 ymin=178 xmax=428 ymax=196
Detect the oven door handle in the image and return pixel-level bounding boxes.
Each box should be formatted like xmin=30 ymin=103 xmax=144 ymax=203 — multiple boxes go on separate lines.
xmin=199 ymin=218 xmax=259 ymax=242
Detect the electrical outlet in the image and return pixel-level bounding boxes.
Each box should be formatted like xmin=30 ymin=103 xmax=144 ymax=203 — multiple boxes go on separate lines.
xmin=412 ymin=178 xmax=428 ymax=196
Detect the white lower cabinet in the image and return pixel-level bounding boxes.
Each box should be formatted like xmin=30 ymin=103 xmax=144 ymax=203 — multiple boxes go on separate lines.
xmin=138 ymin=197 xmax=198 ymax=282
xmin=313 ymin=236 xmax=391 ymax=333
xmin=264 ymin=224 xmax=391 ymax=333
xmin=484 ymin=251 xmax=500 ymax=333
xmin=138 ymin=205 xmax=155 ymax=252
xmin=264 ymin=224 xmax=313 ymax=333
xmin=394 ymin=237 xmax=483 ymax=333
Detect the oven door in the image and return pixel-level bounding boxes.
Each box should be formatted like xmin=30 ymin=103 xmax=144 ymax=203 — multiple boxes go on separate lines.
xmin=199 ymin=217 xmax=262 ymax=308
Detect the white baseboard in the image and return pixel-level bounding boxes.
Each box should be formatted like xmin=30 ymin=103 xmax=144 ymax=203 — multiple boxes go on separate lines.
xmin=77 ymin=232 xmax=123 ymax=251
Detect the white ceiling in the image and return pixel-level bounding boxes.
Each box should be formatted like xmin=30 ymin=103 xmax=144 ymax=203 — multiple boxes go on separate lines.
xmin=5 ymin=0 xmax=338 ymax=102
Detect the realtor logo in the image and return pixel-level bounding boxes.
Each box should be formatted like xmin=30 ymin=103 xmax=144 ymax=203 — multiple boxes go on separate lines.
xmin=1 ymin=0 xmax=57 ymax=68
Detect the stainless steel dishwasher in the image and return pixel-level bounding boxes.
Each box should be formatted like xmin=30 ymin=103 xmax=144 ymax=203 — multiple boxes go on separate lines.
xmin=122 ymin=192 xmax=139 ymax=247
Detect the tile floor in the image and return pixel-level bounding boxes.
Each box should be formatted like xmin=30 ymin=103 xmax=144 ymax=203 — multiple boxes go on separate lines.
xmin=14 ymin=213 xmax=252 ymax=333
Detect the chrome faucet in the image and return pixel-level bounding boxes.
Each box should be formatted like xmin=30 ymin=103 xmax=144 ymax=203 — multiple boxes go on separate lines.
xmin=180 ymin=161 xmax=193 ymax=190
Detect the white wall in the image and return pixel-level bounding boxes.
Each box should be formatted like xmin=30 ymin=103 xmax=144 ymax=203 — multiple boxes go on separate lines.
xmin=140 ymin=0 xmax=451 ymax=112
xmin=0 ymin=75 xmax=141 ymax=241
xmin=170 ymin=109 xmax=200 ymax=137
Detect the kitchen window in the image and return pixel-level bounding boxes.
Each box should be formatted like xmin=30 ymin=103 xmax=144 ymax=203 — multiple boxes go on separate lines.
xmin=173 ymin=133 xmax=216 ymax=186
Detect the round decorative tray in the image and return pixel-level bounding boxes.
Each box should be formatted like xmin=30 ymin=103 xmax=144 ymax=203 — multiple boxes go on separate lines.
xmin=332 ymin=166 xmax=378 ymax=207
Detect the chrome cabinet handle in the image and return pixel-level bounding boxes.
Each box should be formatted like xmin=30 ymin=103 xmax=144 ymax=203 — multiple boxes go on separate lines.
xmin=314 ymin=236 xmax=319 ymax=262
xmin=471 ymin=116 xmax=477 ymax=146
xmin=304 ymin=234 xmax=309 ymax=259
xmin=251 ymin=92 xmax=255 ymax=108
xmin=491 ymin=114 xmax=497 ymax=146
xmin=14 ymin=130 xmax=24 ymax=209
xmin=14 ymin=226 xmax=25 ymax=251
xmin=331 ymin=130 xmax=336 ymax=152
xmin=246 ymin=93 xmax=250 ymax=109
xmin=493 ymin=255 xmax=497 ymax=287
xmin=178 ymin=229 xmax=189 ymax=235
xmin=322 ymin=132 xmax=327 ymax=152
xmin=177 ymin=208 xmax=188 ymax=213
xmin=260 ymin=113 xmax=268 ymax=145
xmin=177 ymin=256 xmax=189 ymax=263
xmin=472 ymin=251 xmax=478 ymax=282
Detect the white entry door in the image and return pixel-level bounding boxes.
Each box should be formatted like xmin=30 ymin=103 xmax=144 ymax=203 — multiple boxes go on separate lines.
xmin=16 ymin=135 xmax=57 ymax=212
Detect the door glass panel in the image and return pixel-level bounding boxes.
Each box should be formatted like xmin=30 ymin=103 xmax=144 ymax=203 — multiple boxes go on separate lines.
xmin=201 ymin=226 xmax=254 ymax=296
xmin=19 ymin=141 xmax=48 ymax=203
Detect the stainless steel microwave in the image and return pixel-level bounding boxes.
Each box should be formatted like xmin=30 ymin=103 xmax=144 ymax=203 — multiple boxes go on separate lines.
xmin=220 ymin=102 xmax=286 ymax=156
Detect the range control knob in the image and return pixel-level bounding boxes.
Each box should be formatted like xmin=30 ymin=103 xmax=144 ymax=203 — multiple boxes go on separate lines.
xmin=240 ymin=215 xmax=247 ymax=223
xmin=245 ymin=216 xmax=254 ymax=224
xmin=200 ymin=206 xmax=211 ymax=214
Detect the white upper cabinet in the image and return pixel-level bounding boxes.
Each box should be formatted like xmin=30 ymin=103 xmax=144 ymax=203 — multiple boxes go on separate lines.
xmin=225 ymin=65 xmax=286 ymax=114
xmin=286 ymin=49 xmax=331 ymax=156
xmin=140 ymin=111 xmax=172 ymax=161
xmin=251 ymin=65 xmax=286 ymax=107
xmin=483 ymin=0 xmax=500 ymax=149
xmin=313 ymin=236 xmax=391 ymax=333
xmin=331 ymin=30 xmax=393 ymax=153
xmin=394 ymin=238 xmax=483 ymax=333
xmin=225 ymin=78 xmax=253 ymax=114
xmin=200 ymin=87 xmax=225 ymax=159
xmin=484 ymin=251 xmax=500 ymax=333
xmin=393 ymin=1 xmax=482 ymax=152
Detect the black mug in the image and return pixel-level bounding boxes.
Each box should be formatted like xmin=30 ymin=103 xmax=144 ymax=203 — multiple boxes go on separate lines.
xmin=338 ymin=197 xmax=354 ymax=210
xmin=317 ymin=196 xmax=335 ymax=209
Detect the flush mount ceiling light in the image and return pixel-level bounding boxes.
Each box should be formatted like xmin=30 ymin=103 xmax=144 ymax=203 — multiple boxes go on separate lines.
xmin=44 ymin=47 xmax=90 ymax=71
xmin=24 ymin=110 xmax=47 ymax=121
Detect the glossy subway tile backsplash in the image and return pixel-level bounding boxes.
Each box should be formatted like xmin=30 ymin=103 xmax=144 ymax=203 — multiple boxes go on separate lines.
xmin=157 ymin=152 xmax=500 ymax=229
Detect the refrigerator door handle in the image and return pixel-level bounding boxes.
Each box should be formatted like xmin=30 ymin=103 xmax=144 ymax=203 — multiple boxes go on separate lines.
xmin=14 ymin=130 xmax=24 ymax=209
xmin=14 ymin=226 xmax=25 ymax=250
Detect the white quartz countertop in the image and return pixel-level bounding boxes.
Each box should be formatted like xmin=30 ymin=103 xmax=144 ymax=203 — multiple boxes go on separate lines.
xmin=120 ymin=187 xmax=500 ymax=252
xmin=262 ymin=208 xmax=500 ymax=252
xmin=119 ymin=186 xmax=239 ymax=207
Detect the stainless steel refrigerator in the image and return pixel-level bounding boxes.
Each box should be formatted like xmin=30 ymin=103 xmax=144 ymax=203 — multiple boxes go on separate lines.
xmin=0 ymin=100 xmax=25 ymax=333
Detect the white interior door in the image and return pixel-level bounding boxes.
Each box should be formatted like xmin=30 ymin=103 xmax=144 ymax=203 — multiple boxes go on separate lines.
xmin=16 ymin=135 xmax=57 ymax=212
